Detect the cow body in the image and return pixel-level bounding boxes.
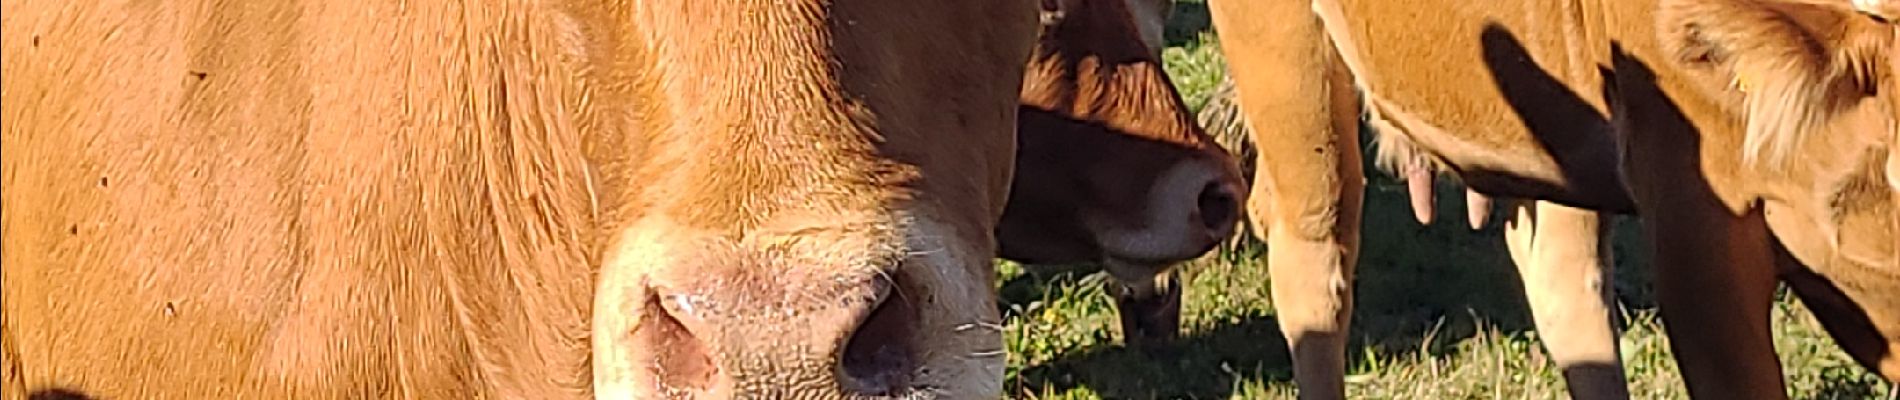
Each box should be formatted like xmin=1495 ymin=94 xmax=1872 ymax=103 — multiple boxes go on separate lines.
xmin=1208 ymin=0 xmax=1635 ymax=397
xmin=1210 ymin=0 xmax=1897 ymax=398
xmin=4 ymin=2 xmax=607 ymax=397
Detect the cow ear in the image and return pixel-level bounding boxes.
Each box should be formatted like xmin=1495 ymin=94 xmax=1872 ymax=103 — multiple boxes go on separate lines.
xmin=1855 ymin=0 xmax=1898 ymax=22
xmin=1656 ymin=0 xmax=1888 ymax=167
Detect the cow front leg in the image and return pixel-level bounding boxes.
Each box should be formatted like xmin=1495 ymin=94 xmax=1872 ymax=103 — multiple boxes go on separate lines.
xmin=1216 ymin=1 xmax=1368 ymax=396
xmin=1645 ymin=205 xmax=1785 ymax=399
xmin=1211 ymin=0 xmax=1364 ymax=396
xmin=1110 ymin=270 xmax=1183 ymax=354
xmin=1263 ymin=218 xmax=1359 ymax=400
xmin=1501 ymin=199 xmax=1630 ymax=400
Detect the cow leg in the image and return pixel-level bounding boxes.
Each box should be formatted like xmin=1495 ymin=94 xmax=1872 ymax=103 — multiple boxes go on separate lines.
xmin=1777 ymin=254 xmax=1900 ymax=382
xmin=1500 ymin=199 xmax=1630 ymax=400
xmin=1111 ymin=270 xmax=1182 ymax=354
xmin=1210 ymin=0 xmax=1365 ymax=397
xmin=1644 ymin=205 xmax=1785 ymax=398
xmin=1611 ymin=36 xmax=1787 ymax=395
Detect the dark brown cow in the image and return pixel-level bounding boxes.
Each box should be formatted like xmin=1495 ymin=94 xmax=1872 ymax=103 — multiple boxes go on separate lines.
xmin=0 ymin=0 xmax=1038 ymax=398
xmin=1000 ymin=0 xmax=1248 ymax=349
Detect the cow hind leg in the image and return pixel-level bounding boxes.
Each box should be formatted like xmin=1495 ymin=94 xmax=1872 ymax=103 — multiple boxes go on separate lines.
xmin=1501 ymin=200 xmax=1631 ymax=400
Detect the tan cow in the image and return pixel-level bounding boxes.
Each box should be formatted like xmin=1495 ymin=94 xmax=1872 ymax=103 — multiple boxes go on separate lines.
xmin=1206 ymin=0 xmax=1634 ymax=398
xmin=0 ymin=0 xmax=1041 ymax=398
xmin=1210 ymin=0 xmax=1898 ymax=398
xmin=1203 ymin=85 xmax=1630 ymax=399
xmin=1000 ymin=0 xmax=1248 ymax=350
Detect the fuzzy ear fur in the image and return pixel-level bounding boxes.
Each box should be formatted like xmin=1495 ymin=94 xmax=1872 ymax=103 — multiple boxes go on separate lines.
xmin=1657 ymin=0 xmax=1890 ymax=168
xmin=1853 ymin=0 xmax=1898 ymax=22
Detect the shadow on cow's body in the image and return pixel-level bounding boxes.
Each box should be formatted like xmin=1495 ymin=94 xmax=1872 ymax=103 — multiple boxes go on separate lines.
xmin=1477 ymin=25 xmax=1632 ymax=213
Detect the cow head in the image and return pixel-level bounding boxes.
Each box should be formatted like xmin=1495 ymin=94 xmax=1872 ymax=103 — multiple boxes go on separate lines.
xmin=586 ymin=1 xmax=1038 ymax=398
xmin=1001 ymin=0 xmax=1248 ymax=284
xmin=1657 ymin=0 xmax=1896 ymax=170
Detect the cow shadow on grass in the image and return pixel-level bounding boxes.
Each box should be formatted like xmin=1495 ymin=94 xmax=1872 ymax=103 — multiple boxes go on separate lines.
xmin=1809 ymin=371 xmax=1894 ymax=400
xmin=1007 ymin=314 xmax=1295 ymax=399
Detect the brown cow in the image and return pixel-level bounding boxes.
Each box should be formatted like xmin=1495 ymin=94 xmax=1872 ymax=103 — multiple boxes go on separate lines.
xmin=0 ymin=0 xmax=1039 ymax=398
xmin=1 ymin=0 xmax=1244 ymax=398
xmin=1645 ymin=0 xmax=1897 ymax=395
xmin=1000 ymin=0 xmax=1247 ymax=351
xmin=1197 ymin=59 xmax=1631 ymax=400
xmin=1205 ymin=0 xmax=1633 ymax=398
xmin=1209 ymin=0 xmax=1898 ymax=398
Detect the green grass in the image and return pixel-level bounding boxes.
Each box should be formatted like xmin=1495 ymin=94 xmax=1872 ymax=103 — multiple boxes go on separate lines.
xmin=997 ymin=2 xmax=1895 ymax=398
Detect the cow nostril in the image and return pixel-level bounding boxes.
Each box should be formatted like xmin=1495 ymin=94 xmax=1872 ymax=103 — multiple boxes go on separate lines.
xmin=640 ymin=292 xmax=717 ymax=393
xmin=839 ymin=276 xmax=918 ymax=395
xmin=1196 ymin=181 xmax=1239 ymax=232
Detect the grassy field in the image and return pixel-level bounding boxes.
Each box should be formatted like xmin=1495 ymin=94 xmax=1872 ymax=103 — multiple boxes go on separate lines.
xmin=995 ymin=2 xmax=1896 ymax=399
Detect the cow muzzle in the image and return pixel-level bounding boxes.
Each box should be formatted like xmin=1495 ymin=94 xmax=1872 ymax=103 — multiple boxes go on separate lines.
xmin=602 ymin=270 xmax=925 ymax=399
xmin=1094 ymin=155 xmax=1245 ymax=275
xmin=591 ymin=228 xmax=969 ymax=400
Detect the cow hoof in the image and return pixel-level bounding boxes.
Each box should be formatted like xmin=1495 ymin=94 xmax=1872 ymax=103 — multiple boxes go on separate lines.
xmin=1113 ymin=274 xmax=1183 ymax=355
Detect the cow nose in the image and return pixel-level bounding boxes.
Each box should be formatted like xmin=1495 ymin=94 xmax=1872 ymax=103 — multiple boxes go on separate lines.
xmin=636 ymin=271 xmax=919 ymax=397
xmin=839 ymin=279 xmax=919 ymax=394
xmin=1117 ymin=157 xmax=1248 ymax=263
xmin=1196 ymin=179 xmax=1241 ymax=237
xmin=1180 ymin=155 xmax=1246 ymax=245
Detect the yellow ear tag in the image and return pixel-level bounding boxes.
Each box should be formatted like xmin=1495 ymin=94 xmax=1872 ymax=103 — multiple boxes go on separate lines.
xmin=1732 ymin=70 xmax=1755 ymax=94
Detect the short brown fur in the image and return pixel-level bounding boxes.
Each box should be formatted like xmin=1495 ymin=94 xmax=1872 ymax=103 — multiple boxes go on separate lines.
xmin=2 ymin=0 xmax=1041 ymax=398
